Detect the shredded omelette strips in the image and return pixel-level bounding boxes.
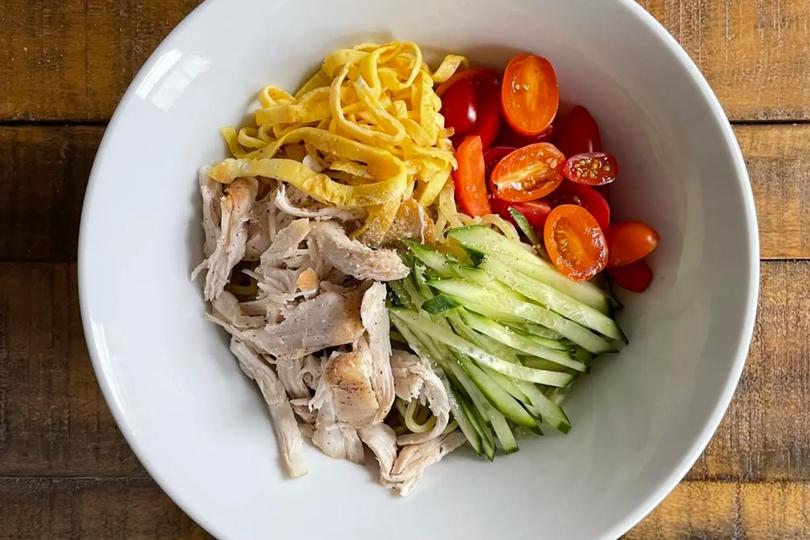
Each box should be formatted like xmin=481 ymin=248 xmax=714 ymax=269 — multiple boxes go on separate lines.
xmin=211 ymin=41 xmax=468 ymax=245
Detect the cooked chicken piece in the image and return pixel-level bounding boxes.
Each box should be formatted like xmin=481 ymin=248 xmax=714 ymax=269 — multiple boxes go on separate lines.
xmin=252 ymin=267 xmax=301 ymax=304
xmin=276 ymin=355 xmax=313 ymax=399
xmin=229 ymin=338 xmax=307 ymax=478
xmin=245 ymin=189 xmax=276 ymax=260
xmin=309 ymin=221 xmax=409 ymax=281
xmin=361 ymin=283 xmax=395 ymax=423
xmin=359 ymin=423 xmax=398 ymax=480
xmin=194 ymin=177 xmax=259 ymax=300
xmin=197 ymin=166 xmax=223 ymax=258
xmin=275 ymin=184 xmax=362 ymax=221
xmin=390 ymin=350 xmax=450 ymax=445
xmin=251 ymin=291 xmax=364 ymax=359
xmin=385 ymin=431 xmax=466 ymax=495
xmin=289 ymin=397 xmax=317 ymax=424
xmin=309 ymin=396 xmax=365 ymax=464
xmin=211 ymin=291 xmax=264 ymax=329
xmin=258 ymin=218 xmax=312 ymax=271
xmin=313 ymin=339 xmax=379 ymax=427
xmin=301 ymin=353 xmax=323 ymax=391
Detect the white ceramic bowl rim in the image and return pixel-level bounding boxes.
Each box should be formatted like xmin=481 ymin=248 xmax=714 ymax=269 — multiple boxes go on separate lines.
xmin=78 ymin=1 xmax=759 ymax=538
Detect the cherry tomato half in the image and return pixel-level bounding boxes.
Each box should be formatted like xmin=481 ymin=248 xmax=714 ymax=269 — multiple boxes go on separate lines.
xmin=490 ymin=142 xmax=565 ymax=202
xmin=501 ymin=54 xmax=559 ymax=136
xmin=544 ymin=204 xmax=608 ymax=281
xmin=483 ymin=146 xmax=516 ymax=178
xmin=439 ymin=68 xmax=501 ymax=149
xmin=606 ymin=221 xmax=660 ymax=267
xmin=563 ymin=152 xmax=618 ymax=186
xmin=546 ymin=182 xmax=611 ymax=230
xmin=608 ymin=259 xmax=654 ymax=292
xmin=453 ymin=135 xmax=491 ymax=216
xmin=490 ymin=198 xmax=552 ymax=230
xmin=555 ymin=105 xmax=602 ymax=156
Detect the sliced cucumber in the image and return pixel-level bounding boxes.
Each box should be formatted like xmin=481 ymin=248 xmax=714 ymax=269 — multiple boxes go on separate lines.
xmin=391 ymin=309 xmax=575 ymax=386
xmin=447 ymin=225 xmax=614 ymax=314
xmin=508 ymin=207 xmax=542 ymax=247
xmin=506 ymin=321 xmax=563 ymax=341
xmin=421 ymin=294 xmax=460 ymax=314
xmin=427 ymin=280 xmax=616 ymax=354
xmin=443 ymin=379 xmax=482 ymax=455
xmin=460 ymin=396 xmax=496 ymax=461
xmin=489 ymin=412 xmax=519 ymax=454
xmin=456 ymin=355 xmax=537 ymax=428
xmin=481 ymin=258 xmax=626 ymax=342
xmin=403 ymin=240 xmax=454 ymax=277
xmin=460 ymin=310 xmax=587 ymax=372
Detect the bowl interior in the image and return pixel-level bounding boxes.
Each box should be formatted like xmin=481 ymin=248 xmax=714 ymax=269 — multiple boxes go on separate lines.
xmin=79 ymin=0 xmax=757 ymax=538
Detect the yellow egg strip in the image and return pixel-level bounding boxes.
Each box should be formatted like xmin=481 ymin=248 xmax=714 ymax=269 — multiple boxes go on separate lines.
xmin=218 ymin=41 xmax=473 ymax=242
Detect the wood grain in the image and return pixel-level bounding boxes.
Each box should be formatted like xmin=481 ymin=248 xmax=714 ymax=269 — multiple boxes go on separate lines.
xmin=1 ymin=1 xmax=809 ymax=121
xmin=0 ymin=477 xmax=207 ymax=539
xmin=0 ymin=0 xmax=201 ymax=122
xmin=737 ymin=124 xmax=810 ymax=260
xmin=639 ymin=0 xmax=810 ymax=120
xmin=1 ymin=124 xmax=807 ymax=263
xmin=0 ymin=263 xmax=145 ymax=476
xmin=686 ymin=260 xmax=810 ymax=482
xmin=0 ymin=478 xmax=804 ymax=540
xmin=0 ymin=126 xmax=101 ymax=262
xmin=628 ymin=481 xmax=810 ymax=539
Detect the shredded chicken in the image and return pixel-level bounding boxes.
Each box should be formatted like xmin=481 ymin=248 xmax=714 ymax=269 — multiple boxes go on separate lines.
xmin=230 ymin=338 xmax=307 ymax=478
xmin=275 ymin=185 xmax=362 ymax=221
xmin=385 ymin=431 xmax=466 ymax=495
xmin=211 ymin=291 xmax=264 ymax=329
xmin=359 ymin=423 xmax=398 ymax=479
xmin=391 ymin=350 xmax=451 ymax=445
xmin=194 ymin=177 xmax=258 ymax=300
xmin=242 ymin=291 xmax=365 ymax=359
xmin=196 ymin=174 xmax=465 ymax=494
xmin=361 ymin=283 xmax=396 ymax=423
xmin=197 ymin=166 xmax=223 ymax=258
xmin=310 ymin=221 xmax=409 ymax=281
xmin=313 ymin=339 xmax=379 ymax=428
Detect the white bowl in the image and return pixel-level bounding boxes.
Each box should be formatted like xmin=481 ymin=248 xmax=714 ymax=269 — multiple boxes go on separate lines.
xmin=79 ymin=0 xmax=758 ymax=538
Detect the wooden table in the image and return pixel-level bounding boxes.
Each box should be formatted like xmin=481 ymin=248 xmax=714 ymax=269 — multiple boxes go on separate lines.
xmin=0 ymin=1 xmax=808 ymax=538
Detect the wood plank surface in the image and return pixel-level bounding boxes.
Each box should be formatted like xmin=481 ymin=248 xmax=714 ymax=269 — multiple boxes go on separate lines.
xmin=1 ymin=124 xmax=807 ymax=263
xmin=628 ymin=481 xmax=810 ymax=539
xmin=0 ymin=126 xmax=101 ymax=262
xmin=0 ymin=264 xmax=145 ymax=477
xmin=1 ymin=1 xmax=809 ymax=121
xmin=0 ymin=477 xmax=208 ymax=539
xmin=0 ymin=477 xmax=806 ymax=539
xmin=640 ymin=0 xmax=810 ymax=121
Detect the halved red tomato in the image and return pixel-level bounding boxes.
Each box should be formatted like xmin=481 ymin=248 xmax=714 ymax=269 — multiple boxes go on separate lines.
xmin=606 ymin=221 xmax=660 ymax=267
xmin=608 ymin=259 xmax=654 ymax=292
xmin=543 ymin=204 xmax=608 ymax=281
xmin=483 ymin=146 xmax=516 ymax=178
xmin=555 ymin=105 xmax=602 ymax=156
xmin=563 ymin=152 xmax=618 ymax=186
xmin=453 ymin=135 xmax=491 ymax=216
xmin=490 ymin=142 xmax=565 ymax=202
xmin=546 ymin=182 xmax=610 ymax=230
xmin=501 ymin=54 xmax=559 ymax=136
xmin=439 ymin=68 xmax=501 ymax=148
